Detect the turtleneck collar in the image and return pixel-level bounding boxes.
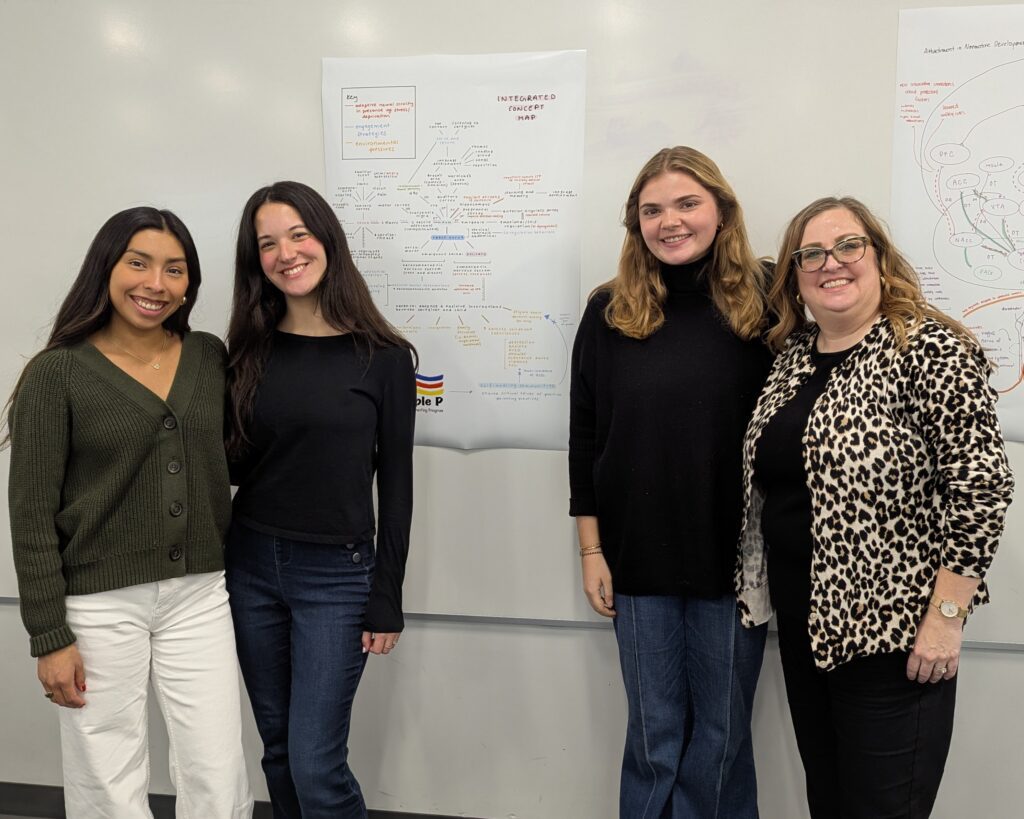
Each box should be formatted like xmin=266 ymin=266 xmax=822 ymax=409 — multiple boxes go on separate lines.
xmin=659 ymin=256 xmax=712 ymax=295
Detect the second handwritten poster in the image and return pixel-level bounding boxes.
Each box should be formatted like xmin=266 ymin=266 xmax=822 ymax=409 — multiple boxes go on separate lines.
xmin=891 ymin=7 xmax=1024 ymax=441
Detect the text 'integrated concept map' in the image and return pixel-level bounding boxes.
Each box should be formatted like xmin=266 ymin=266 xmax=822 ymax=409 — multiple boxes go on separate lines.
xmin=893 ymin=6 xmax=1024 ymax=441
xmin=323 ymin=52 xmax=585 ymax=449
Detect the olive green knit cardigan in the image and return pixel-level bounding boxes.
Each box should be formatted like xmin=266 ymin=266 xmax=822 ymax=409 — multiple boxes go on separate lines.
xmin=8 ymin=331 xmax=232 ymax=657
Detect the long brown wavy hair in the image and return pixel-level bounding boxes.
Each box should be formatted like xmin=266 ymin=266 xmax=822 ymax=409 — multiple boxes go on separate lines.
xmin=226 ymin=181 xmax=416 ymax=459
xmin=767 ymin=196 xmax=979 ymax=353
xmin=600 ymin=146 xmax=769 ymax=340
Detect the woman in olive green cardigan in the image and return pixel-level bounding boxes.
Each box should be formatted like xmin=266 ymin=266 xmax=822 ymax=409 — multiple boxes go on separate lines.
xmin=5 ymin=207 xmax=251 ymax=818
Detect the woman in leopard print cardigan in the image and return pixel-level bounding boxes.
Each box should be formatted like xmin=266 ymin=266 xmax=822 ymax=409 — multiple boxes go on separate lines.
xmin=736 ymin=196 xmax=1013 ymax=819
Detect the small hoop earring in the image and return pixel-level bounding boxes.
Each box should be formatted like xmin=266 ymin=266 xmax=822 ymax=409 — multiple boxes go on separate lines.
xmin=795 ymin=292 xmax=805 ymax=306
xmin=181 ymin=295 xmax=188 ymax=305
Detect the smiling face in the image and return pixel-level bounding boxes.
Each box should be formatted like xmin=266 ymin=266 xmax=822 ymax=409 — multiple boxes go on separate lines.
xmin=637 ymin=171 xmax=721 ymax=266
xmin=796 ymin=207 xmax=882 ymax=335
xmin=107 ymin=229 xmax=188 ymax=334
xmin=255 ymin=202 xmax=328 ymax=303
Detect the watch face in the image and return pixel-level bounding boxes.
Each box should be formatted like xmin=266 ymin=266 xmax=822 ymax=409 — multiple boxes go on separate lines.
xmin=940 ymin=600 xmax=958 ymax=617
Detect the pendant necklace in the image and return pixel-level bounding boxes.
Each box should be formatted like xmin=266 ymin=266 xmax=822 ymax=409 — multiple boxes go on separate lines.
xmin=109 ymin=331 xmax=168 ymax=370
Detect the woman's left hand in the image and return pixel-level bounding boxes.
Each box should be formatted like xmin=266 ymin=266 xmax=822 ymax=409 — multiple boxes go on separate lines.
xmin=362 ymin=631 xmax=401 ymax=656
xmin=907 ymin=609 xmax=962 ymax=684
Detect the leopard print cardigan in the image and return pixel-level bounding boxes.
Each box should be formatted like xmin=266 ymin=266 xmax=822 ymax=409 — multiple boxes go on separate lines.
xmin=735 ymin=315 xmax=1014 ymax=671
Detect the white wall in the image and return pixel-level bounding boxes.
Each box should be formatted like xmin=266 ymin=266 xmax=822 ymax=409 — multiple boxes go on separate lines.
xmin=1 ymin=0 xmax=1023 ymax=816
xmin=1 ymin=448 xmax=1021 ymax=818
xmin=3 ymin=591 xmax=1023 ymax=818
xmin=3 ymin=0 xmax=1024 ymax=624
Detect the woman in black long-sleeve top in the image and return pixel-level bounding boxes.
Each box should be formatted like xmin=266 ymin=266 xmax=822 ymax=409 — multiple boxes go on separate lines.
xmin=569 ymin=146 xmax=773 ymax=818
xmin=225 ymin=181 xmax=416 ymax=819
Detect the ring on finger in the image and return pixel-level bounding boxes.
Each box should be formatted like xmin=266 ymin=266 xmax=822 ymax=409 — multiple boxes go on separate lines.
xmin=44 ymin=691 xmax=55 ymax=700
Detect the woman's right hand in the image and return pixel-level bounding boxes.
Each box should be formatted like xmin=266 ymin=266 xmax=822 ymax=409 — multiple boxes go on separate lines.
xmin=582 ymin=552 xmax=616 ymax=617
xmin=38 ymin=644 xmax=86 ymax=708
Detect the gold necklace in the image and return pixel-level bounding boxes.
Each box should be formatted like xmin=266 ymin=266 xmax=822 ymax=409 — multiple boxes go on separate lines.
xmin=108 ymin=332 xmax=168 ymax=370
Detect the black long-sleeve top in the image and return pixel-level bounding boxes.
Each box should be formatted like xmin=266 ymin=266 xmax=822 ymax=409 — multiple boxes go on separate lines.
xmin=231 ymin=331 xmax=415 ymax=631
xmin=569 ymin=260 xmax=773 ymax=597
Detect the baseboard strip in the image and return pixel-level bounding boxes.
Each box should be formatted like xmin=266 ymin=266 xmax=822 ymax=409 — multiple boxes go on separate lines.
xmin=0 ymin=781 xmax=472 ymax=819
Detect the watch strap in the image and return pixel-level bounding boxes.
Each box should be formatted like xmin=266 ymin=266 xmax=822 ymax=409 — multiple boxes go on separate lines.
xmin=931 ymin=596 xmax=969 ymax=619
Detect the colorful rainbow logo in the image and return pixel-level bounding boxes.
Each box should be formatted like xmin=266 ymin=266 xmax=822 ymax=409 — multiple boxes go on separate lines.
xmin=415 ymin=373 xmax=444 ymax=397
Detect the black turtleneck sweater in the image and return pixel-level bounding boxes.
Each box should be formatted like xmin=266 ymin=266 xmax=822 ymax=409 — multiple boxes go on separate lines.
xmin=569 ymin=260 xmax=773 ymax=597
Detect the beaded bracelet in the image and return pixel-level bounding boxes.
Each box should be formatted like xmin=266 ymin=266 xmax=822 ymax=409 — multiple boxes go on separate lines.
xmin=579 ymin=543 xmax=603 ymax=557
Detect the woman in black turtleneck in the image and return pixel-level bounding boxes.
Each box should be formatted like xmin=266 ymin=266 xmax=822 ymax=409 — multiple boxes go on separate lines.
xmin=569 ymin=146 xmax=773 ymax=819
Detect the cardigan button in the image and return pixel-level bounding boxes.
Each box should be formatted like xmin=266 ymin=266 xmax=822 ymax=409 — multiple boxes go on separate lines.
xmin=163 ymin=416 xmax=177 ymax=430
xmin=167 ymin=460 xmax=182 ymax=474
xmin=169 ymin=501 xmax=184 ymax=517
xmin=169 ymin=546 xmax=183 ymax=561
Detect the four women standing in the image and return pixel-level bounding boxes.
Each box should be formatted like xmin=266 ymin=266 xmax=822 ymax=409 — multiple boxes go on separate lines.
xmin=4 ymin=178 xmax=1014 ymax=818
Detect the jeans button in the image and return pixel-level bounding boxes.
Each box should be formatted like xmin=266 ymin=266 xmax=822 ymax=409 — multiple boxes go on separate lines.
xmin=352 ymin=551 xmax=362 ymax=564
xmin=169 ymin=546 xmax=182 ymax=561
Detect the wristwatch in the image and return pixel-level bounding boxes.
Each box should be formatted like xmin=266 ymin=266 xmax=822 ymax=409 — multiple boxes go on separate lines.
xmin=931 ymin=596 xmax=969 ymax=619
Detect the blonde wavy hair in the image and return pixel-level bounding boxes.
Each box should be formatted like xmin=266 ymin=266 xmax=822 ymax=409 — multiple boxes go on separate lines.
xmin=600 ymin=146 xmax=769 ymax=340
xmin=767 ymin=196 xmax=980 ymax=353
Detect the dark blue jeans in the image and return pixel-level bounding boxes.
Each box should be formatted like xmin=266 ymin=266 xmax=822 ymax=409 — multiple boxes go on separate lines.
xmin=225 ymin=522 xmax=374 ymax=819
xmin=613 ymin=593 xmax=767 ymax=819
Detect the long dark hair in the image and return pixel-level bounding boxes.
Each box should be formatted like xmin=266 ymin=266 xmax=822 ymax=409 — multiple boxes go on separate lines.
xmin=226 ymin=180 xmax=416 ymax=458
xmin=2 ymin=207 xmax=200 ymax=446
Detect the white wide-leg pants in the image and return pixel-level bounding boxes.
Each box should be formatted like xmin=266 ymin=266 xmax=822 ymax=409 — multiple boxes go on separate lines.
xmin=59 ymin=571 xmax=252 ymax=819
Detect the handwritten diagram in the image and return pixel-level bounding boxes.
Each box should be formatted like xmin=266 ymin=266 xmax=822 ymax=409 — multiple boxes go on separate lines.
xmin=323 ymin=52 xmax=585 ymax=450
xmin=892 ymin=8 xmax=1024 ymax=440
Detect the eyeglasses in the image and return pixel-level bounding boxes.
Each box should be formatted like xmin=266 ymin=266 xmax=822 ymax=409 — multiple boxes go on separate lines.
xmin=791 ymin=236 xmax=870 ymax=273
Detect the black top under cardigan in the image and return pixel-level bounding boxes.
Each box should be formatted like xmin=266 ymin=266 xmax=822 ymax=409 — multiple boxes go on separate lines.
xmin=753 ymin=344 xmax=857 ymax=612
xmin=569 ymin=260 xmax=773 ymax=597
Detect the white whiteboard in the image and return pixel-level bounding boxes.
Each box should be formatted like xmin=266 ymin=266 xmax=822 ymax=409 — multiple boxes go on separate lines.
xmin=0 ymin=0 xmax=1020 ymax=643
